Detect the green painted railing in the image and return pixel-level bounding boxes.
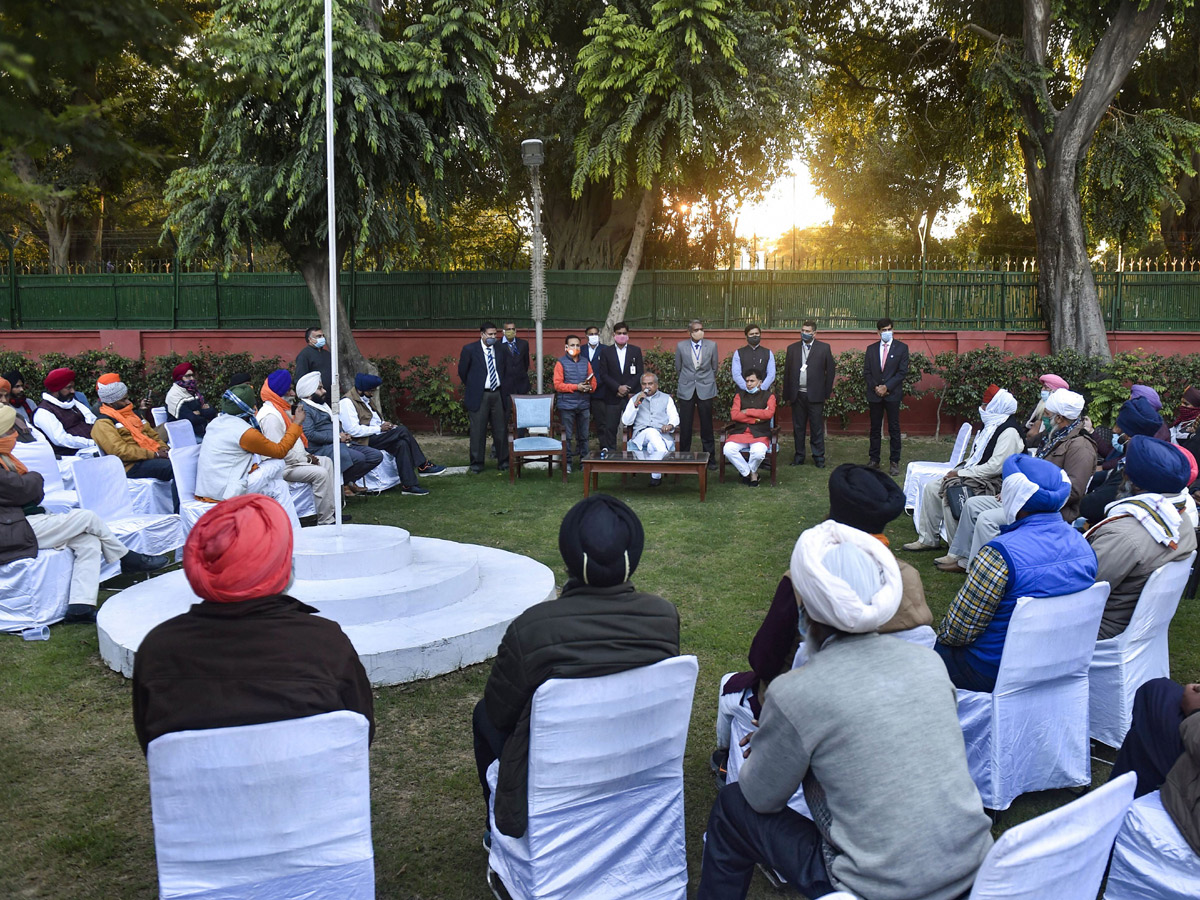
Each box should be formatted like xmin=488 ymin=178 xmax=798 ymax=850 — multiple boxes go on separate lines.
xmin=3 ymin=267 xmax=1200 ymax=331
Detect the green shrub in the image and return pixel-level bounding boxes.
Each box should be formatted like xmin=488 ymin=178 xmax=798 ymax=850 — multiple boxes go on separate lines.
xmin=825 ymin=349 xmax=934 ymax=428
xmin=389 ymin=354 xmax=470 ymax=435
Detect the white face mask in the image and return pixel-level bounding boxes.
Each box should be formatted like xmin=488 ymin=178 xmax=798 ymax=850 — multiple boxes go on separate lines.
xmin=587 ymin=334 xmax=600 ymax=347
xmin=880 ymin=330 xmax=893 ymax=343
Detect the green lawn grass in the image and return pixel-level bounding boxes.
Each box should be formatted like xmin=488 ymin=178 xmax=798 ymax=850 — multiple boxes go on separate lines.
xmin=1 ymin=433 xmax=1197 ymax=899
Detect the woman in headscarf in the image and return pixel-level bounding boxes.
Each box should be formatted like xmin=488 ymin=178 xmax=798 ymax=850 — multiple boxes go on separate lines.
xmin=296 ymin=372 xmax=381 ymax=496
xmin=164 ymin=362 xmax=219 ymax=438
xmin=1171 ymin=385 xmax=1200 ymax=442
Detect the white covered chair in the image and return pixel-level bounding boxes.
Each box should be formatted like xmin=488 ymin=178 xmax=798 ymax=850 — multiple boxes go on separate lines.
xmin=967 ymin=771 xmax=1135 ymax=900
xmin=290 ymin=482 xmax=317 ymax=518
xmin=163 ymin=419 xmax=197 ymax=449
xmin=957 ymin=583 xmax=1110 ymax=810
xmin=12 ymin=440 xmax=79 ymax=513
xmin=358 ymin=450 xmax=400 ymax=493
xmin=487 ymin=655 xmax=698 ymax=900
xmin=1090 ymin=554 xmax=1195 ymax=748
xmin=904 ymin=422 xmax=972 ymax=523
xmin=0 ymin=548 xmax=74 ymax=631
xmin=151 ymin=405 xmax=169 ymax=428
xmin=71 ymin=455 xmax=183 ymax=563
xmin=147 ymin=711 xmax=374 ymax=900
xmin=127 ymin=475 xmax=175 ymax=516
xmin=168 ymin=445 xmax=216 ymax=539
xmin=1104 ymin=789 xmax=1200 ymax=900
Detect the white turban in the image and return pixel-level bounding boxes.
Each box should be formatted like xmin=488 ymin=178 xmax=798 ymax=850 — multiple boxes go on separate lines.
xmin=789 ymin=520 xmax=902 ymax=633
xmin=1045 ymin=388 xmax=1084 ymax=421
xmin=295 ymin=371 xmax=322 ymax=399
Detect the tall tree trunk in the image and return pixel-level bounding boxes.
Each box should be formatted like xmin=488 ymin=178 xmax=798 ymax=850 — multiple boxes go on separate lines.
xmin=600 ymin=185 xmax=657 ymax=340
xmin=297 ymin=244 xmax=377 ymax=400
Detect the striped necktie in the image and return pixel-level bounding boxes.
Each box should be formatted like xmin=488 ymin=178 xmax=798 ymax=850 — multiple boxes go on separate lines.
xmin=486 ymin=347 xmax=498 ymax=389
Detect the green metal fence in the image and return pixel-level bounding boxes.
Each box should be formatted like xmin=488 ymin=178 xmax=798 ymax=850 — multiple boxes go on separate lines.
xmin=5 ymin=267 xmax=1200 ymax=331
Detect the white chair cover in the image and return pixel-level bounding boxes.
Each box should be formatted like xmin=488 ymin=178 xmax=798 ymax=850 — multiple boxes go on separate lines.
xmin=152 ymin=406 xmax=169 ymax=428
xmin=289 ymin=482 xmax=316 ymax=518
xmin=1090 ymin=554 xmax=1195 ymax=748
xmin=726 ymin=703 xmax=812 ymax=819
xmin=12 ymin=440 xmax=79 ymax=513
xmin=163 ymin=420 xmax=197 ymax=448
xmin=968 ymin=771 xmax=1135 ymax=900
xmin=128 ymin=477 xmax=175 ymax=515
xmin=71 ymin=455 xmax=183 ymax=559
xmin=147 ymin=711 xmax=374 ymax=900
xmin=168 ymin=445 xmax=216 ymax=539
xmin=957 ymin=583 xmax=1110 ymax=810
xmin=359 ymin=451 xmax=400 ymax=493
xmin=1104 ymin=789 xmax=1200 ymax=900
xmin=487 ymin=656 xmax=698 ymax=900
xmin=0 ymin=548 xmax=74 ymax=631
xmin=904 ymin=422 xmax=972 ymax=520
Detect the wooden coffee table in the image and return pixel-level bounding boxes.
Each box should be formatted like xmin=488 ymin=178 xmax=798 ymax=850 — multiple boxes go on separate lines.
xmin=581 ymin=451 xmax=710 ymax=501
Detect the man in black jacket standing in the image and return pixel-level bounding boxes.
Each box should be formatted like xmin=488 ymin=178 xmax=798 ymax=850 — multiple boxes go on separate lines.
xmin=500 ymin=321 xmax=532 ymax=397
xmin=595 ymin=321 xmax=645 ymax=453
xmin=471 ymin=495 xmax=679 ymax=841
xmin=782 ymin=320 xmax=837 ymax=468
xmin=864 ymin=317 xmax=910 ymax=476
xmin=294 ymin=326 xmax=333 ymax=399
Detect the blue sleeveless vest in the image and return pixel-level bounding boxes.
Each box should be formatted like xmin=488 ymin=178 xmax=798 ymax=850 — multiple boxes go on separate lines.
xmin=966 ymin=512 xmax=1097 ymax=681
xmin=557 ymin=355 xmax=591 ymax=410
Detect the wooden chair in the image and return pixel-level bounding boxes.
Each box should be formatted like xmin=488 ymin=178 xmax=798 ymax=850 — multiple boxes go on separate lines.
xmin=508 ymin=394 xmax=568 ymax=484
xmin=718 ymin=418 xmax=780 ymax=486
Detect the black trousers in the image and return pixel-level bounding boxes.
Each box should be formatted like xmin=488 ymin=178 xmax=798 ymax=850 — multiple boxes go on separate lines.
xmin=1110 ymin=678 xmax=1185 ymax=797
xmin=677 ymin=394 xmax=714 ymax=455
xmin=790 ymin=394 xmax=826 ymax=462
xmin=468 ymin=390 xmax=508 ymax=467
xmin=368 ymin=425 xmax=427 ymax=486
xmin=868 ymin=399 xmax=902 ymax=464
xmin=603 ymin=397 xmax=628 ymax=451
xmin=126 ymin=457 xmax=180 ymax=513
xmin=589 ymin=395 xmax=609 ymax=448
xmin=1078 ymin=476 xmax=1121 ymax=526
xmin=697 ymin=782 xmax=834 ymax=900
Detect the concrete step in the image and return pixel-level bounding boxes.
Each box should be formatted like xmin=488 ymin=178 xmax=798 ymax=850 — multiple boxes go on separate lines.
xmin=291 ymin=523 xmax=412 ymax=580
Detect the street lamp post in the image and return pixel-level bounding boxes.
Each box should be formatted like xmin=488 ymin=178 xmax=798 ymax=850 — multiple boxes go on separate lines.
xmin=522 ymin=139 xmax=547 ymax=393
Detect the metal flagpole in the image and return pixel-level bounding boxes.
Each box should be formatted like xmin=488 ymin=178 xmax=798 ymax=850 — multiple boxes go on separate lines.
xmin=324 ymin=0 xmax=343 ymax=534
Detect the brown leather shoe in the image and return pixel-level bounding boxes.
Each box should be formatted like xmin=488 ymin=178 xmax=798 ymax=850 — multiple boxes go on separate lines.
xmin=889 ymin=462 xmax=901 ymax=476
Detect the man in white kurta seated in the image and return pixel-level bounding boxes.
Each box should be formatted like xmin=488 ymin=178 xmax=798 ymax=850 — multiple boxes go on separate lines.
xmin=33 ymin=367 xmax=99 ymax=457
xmin=195 ymin=384 xmax=303 ymax=529
xmin=257 ymin=369 xmax=337 ymax=525
xmin=620 ymin=373 xmax=680 ymax=486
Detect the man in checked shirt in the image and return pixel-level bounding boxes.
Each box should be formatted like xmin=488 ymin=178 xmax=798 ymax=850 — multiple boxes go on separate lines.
xmin=934 ymin=453 xmax=1098 ymax=693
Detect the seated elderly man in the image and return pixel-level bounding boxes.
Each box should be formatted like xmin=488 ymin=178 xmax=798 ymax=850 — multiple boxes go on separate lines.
xmin=935 ymin=454 xmax=1098 ymax=692
xmin=723 ymin=369 xmax=775 ymax=487
xmin=941 ymin=387 xmax=1097 ymax=573
xmin=296 ymin=372 xmax=382 ymax=497
xmin=620 ymin=372 xmax=681 ymax=487
xmin=1024 ymin=372 xmax=1069 ymax=440
xmin=472 ymin=495 xmax=679 ymax=843
xmin=339 ymin=373 xmax=442 ymax=496
xmin=131 ymin=494 xmax=374 ymax=754
xmin=0 ymin=406 xmax=168 ymax=624
xmin=164 ymin=361 xmax=218 ymax=438
xmin=904 ymin=385 xmax=1022 ymax=554
xmin=91 ymin=376 xmax=177 ymax=504
xmin=195 ymin=383 xmax=304 ymax=527
xmin=1086 ymin=435 xmax=1197 ymax=640
xmin=714 ymin=464 xmax=932 ymax=779
xmin=1077 ymin=396 xmax=1164 ymax=526
xmin=698 ymin=520 xmax=992 ymax=900
xmin=34 ymin=367 xmax=98 ymax=456
xmin=258 ymin=369 xmax=339 ymax=526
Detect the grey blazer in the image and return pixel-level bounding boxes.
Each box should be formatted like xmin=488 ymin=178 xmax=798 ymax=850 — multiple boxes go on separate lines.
xmin=674 ymin=339 xmax=719 ymax=401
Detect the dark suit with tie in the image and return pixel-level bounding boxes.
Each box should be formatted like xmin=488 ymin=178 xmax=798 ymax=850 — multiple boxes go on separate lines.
xmin=459 ymin=339 xmax=510 ymax=469
xmin=782 ymin=338 xmax=836 ymax=464
xmin=585 ymin=343 xmax=608 ymax=448
xmin=864 ymin=338 xmax=910 ymax=465
xmin=501 ymin=337 xmax=531 ymax=396
xmin=595 ymin=342 xmax=645 ymax=450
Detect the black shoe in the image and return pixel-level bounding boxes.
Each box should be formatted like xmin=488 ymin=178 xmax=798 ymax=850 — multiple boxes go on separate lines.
xmin=469 ymin=465 xmax=484 ymax=474
xmin=867 ymin=459 xmax=880 ymax=470
xmin=707 ymin=460 xmax=718 ymax=471
xmin=62 ymin=603 xmax=97 ymax=624
xmin=498 ymin=462 xmax=510 ymax=472
xmin=814 ymin=459 xmax=826 ymax=469
xmin=649 ymin=476 xmax=662 ymax=488
xmin=710 ymin=748 xmax=729 ymax=787
xmin=790 ymin=455 xmax=804 ymax=466
xmin=299 ymin=514 xmax=320 ymax=528
xmin=889 ymin=462 xmax=901 ymax=477
xmin=749 ymin=477 xmax=760 ymax=487
xmin=121 ymin=550 xmax=171 ymax=574
xmin=741 ymin=474 xmax=750 ymax=485
xmin=401 ymin=484 xmax=430 ymax=496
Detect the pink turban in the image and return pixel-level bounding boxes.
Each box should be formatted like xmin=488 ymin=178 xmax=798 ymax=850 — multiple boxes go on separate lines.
xmin=1039 ymin=373 xmax=1069 ymax=391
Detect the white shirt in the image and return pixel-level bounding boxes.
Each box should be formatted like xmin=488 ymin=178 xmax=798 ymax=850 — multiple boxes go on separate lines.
xmin=339 ymin=396 xmax=382 ymax=438
xmin=33 ymin=393 xmax=98 ymax=451
xmin=482 ymin=340 xmax=500 ymax=390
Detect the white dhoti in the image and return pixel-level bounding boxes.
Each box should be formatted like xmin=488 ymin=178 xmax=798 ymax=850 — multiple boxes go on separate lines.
xmin=628 ymin=427 xmax=675 ymax=480
xmin=247 ymin=460 xmax=302 ymax=531
xmin=283 ymin=457 xmax=336 ymax=525
xmin=716 ymin=672 xmax=749 ymax=751
xmin=723 ymin=440 xmax=768 ymax=477
xmin=27 ymin=509 xmax=128 ymax=608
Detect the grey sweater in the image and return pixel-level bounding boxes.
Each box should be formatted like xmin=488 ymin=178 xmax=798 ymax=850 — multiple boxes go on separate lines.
xmin=740 ymin=632 xmax=992 ymax=900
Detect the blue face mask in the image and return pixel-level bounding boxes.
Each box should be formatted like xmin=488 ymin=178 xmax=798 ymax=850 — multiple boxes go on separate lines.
xmin=1040 ymin=389 xmax=1050 ymax=401
xmin=484 ymin=337 xmax=497 ymax=347
xmin=1113 ymin=437 xmax=1126 ymax=456
xmin=880 ymin=330 xmax=893 ymax=343
xmin=314 ymin=337 xmax=326 ymax=349
xmin=746 ymin=386 xmax=759 ymax=394
xmin=797 ymin=605 xmax=809 ymax=639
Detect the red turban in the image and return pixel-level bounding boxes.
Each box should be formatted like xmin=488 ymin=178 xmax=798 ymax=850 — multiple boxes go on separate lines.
xmin=172 ymin=362 xmax=192 ymax=381
xmin=43 ymin=368 xmax=75 ymax=393
xmin=184 ymin=494 xmax=294 ymax=603
xmin=982 ymin=384 xmax=1000 ymax=405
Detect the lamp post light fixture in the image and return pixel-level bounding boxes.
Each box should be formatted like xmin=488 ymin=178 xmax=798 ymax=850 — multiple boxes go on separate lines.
xmin=522 ymin=139 xmax=547 ymax=393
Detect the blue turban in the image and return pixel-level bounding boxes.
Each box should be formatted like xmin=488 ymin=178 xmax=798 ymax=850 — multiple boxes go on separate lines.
xmin=355 ymin=373 xmax=382 ymax=392
xmin=266 ymin=369 xmax=292 ymax=396
xmin=1115 ymin=396 xmax=1162 ymax=438
xmin=1001 ymin=453 xmax=1072 ymax=519
xmin=1124 ymin=435 xmax=1191 ymax=494
xmin=1130 ymin=384 xmax=1162 ymax=411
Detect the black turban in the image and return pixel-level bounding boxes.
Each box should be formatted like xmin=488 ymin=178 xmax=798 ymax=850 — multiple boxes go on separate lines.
xmin=227 ymin=372 xmax=252 ymax=387
xmin=828 ymin=463 xmax=905 ymax=535
xmin=2 ymin=370 xmax=24 ymax=386
xmin=558 ymin=494 xmax=645 ymax=587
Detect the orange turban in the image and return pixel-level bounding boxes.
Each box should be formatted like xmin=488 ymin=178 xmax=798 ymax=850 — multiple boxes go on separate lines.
xmin=97 ymin=372 xmax=121 ymax=386
xmin=183 ymin=494 xmax=294 ymax=603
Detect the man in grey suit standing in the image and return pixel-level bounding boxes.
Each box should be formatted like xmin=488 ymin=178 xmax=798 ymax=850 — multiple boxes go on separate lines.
xmin=675 ymin=318 xmax=720 ymax=470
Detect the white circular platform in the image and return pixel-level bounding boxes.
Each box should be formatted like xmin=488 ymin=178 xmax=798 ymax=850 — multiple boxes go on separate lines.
xmin=96 ymin=524 xmax=557 ymax=686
